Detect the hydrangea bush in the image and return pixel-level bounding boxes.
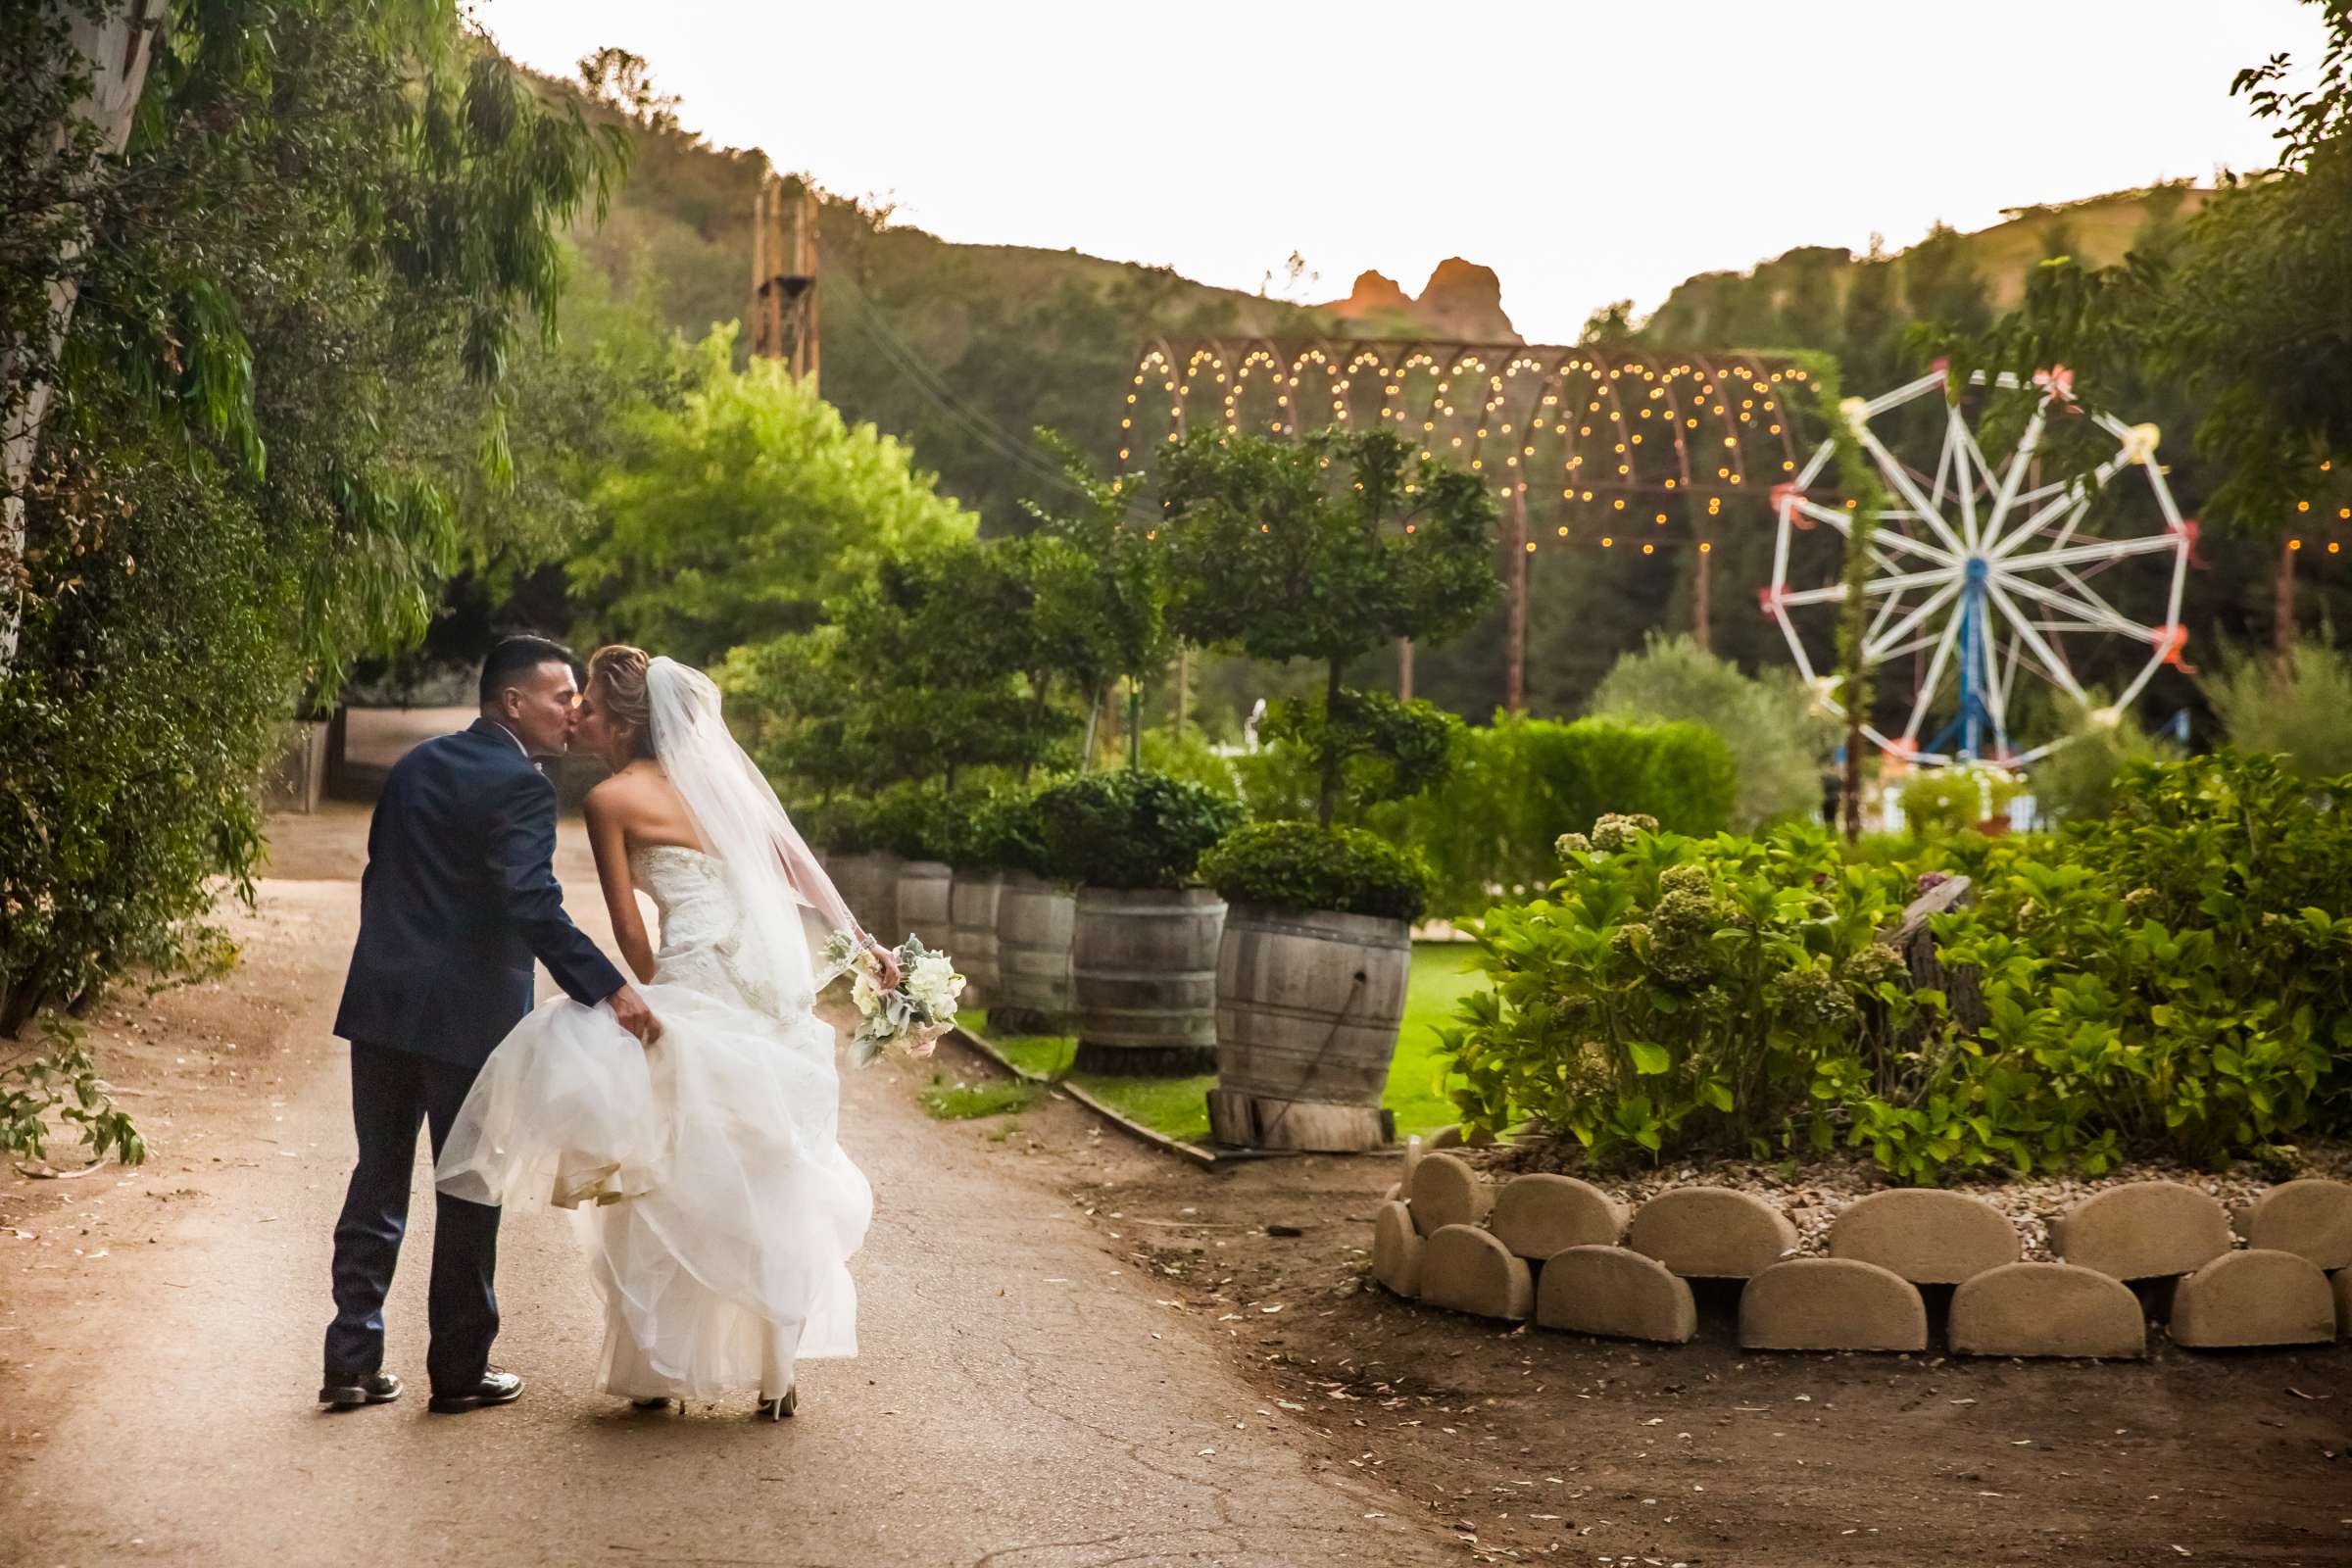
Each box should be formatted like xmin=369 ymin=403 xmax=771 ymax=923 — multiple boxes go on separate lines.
xmin=1441 ymin=752 xmax=2352 ymax=1184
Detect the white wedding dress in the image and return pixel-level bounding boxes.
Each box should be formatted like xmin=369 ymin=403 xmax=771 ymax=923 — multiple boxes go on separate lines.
xmin=437 ymin=840 xmax=872 ymax=1401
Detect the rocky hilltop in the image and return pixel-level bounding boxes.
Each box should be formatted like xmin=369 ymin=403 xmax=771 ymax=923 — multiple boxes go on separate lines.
xmin=1323 ymin=259 xmax=1519 ymax=342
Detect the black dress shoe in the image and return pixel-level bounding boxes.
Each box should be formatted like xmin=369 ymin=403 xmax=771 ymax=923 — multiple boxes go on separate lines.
xmin=318 ymin=1370 xmax=403 ymax=1409
xmin=427 ymin=1369 xmax=524 ymax=1414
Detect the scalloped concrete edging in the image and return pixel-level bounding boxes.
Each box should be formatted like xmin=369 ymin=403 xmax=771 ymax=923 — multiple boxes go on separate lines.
xmin=1370 ymin=1160 xmax=2352 ymax=1360
xmin=1371 ymin=1200 xmax=1422 ymax=1298
xmin=2169 ymin=1249 xmax=2337 ymax=1348
xmin=1740 ymin=1258 xmax=1928 ymax=1352
xmin=2051 ymin=1180 xmax=2233 ymax=1281
xmin=1628 ymin=1186 xmax=1797 ymax=1279
xmin=1408 ymin=1152 xmax=1493 ymax=1237
xmin=1535 ymin=1245 xmax=1695 ymax=1344
xmin=1829 ymin=1189 xmax=2020 ymax=1284
xmin=1420 ymin=1224 xmax=1532 ymax=1321
xmin=2246 ymin=1179 xmax=2352 ymax=1270
xmin=1948 ymin=1262 xmax=2147 ymax=1360
xmin=1490 ymin=1173 xmax=1625 ymax=1260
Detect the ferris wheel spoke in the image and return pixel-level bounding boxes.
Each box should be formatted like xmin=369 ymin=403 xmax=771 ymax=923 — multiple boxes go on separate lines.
xmin=1998 ymin=532 xmax=2183 ymax=575
xmin=1855 ymin=427 xmax=1971 ymax=558
xmin=1992 ymin=572 xmax=2151 ymax=639
xmin=1974 ymin=402 xmax=2050 ymax=556
xmin=1947 ymin=403 xmax=1986 ymax=550
xmin=1982 ymin=479 xmax=2094 ymax=561
xmin=1904 ymin=604 xmax=1968 ymax=743
xmin=1985 ymin=578 xmax=2086 ymax=701
xmin=1866 ymin=576 xmax=1964 ymax=662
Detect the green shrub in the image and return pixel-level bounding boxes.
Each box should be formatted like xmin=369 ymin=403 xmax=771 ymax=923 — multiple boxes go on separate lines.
xmin=867 ymin=783 xmax=957 ymax=861
xmin=1442 ymin=753 xmax=2352 ymax=1184
xmin=1592 ymin=632 xmax=1831 ymax=829
xmin=1897 ymin=763 xmax=2024 ymax=836
xmin=934 ymin=786 xmax=1047 ymax=876
xmin=1033 ymin=769 xmax=1246 ymax=890
xmin=1199 ymin=820 xmax=1434 ymax=923
xmin=1442 ymin=815 xmax=1924 ymax=1161
xmin=2207 ymin=640 xmax=2352 ymax=780
xmin=798 ymin=797 xmax=873 ymax=856
xmin=2028 ymin=695 xmax=2170 ymax=822
xmin=1383 ymin=715 xmax=1740 ymax=917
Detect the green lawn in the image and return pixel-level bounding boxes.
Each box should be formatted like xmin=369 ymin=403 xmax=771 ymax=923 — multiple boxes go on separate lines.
xmin=961 ymin=941 xmax=1485 ymax=1145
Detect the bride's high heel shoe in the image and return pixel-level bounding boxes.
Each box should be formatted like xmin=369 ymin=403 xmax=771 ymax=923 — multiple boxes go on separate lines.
xmin=756 ymin=1386 xmax=797 ymax=1421
xmin=630 ymin=1396 xmax=674 ymax=1412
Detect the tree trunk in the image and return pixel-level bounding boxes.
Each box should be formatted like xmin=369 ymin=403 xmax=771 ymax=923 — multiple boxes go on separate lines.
xmin=1841 ymin=715 xmax=1864 ymax=842
xmin=2 ymin=3 xmax=164 ymax=667
xmin=1317 ymin=658 xmax=1343 ymax=829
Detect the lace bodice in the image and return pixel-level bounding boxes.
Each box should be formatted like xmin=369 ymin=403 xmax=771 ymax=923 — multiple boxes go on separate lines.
xmin=630 ymin=843 xmax=810 ymax=1018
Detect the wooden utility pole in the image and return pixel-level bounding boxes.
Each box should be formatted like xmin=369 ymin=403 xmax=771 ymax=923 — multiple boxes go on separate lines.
xmin=1692 ymin=543 xmax=1712 ymax=652
xmin=1397 ymin=637 xmax=1414 ymax=702
xmin=1505 ymin=483 xmax=1529 ymax=713
xmin=752 ymin=172 xmax=820 ymax=387
xmin=2276 ymin=531 xmax=2299 ymax=660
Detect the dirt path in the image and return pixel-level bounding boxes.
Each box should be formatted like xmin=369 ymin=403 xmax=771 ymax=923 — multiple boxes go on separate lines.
xmin=1 ymin=805 xmax=1445 ymax=1568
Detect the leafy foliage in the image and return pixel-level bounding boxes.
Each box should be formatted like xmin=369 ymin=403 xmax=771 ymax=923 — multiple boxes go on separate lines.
xmin=1442 ymin=817 xmax=1923 ymax=1161
xmin=2029 ymin=694 xmax=2173 ymax=821
xmin=1157 ymin=425 xmax=1498 ymax=824
xmin=1380 ymin=716 xmax=1740 ymax=918
xmin=1257 ymin=688 xmax=1464 ymax=823
xmin=2205 ymin=640 xmax=2352 ymax=780
xmin=1 ymin=4 xmax=624 ymax=1161
xmin=572 ymin=329 xmax=976 ymax=665
xmin=1591 ymin=633 xmax=1830 ymax=829
xmin=1442 ymin=753 xmax=2352 ymax=1183
xmin=1198 ymin=820 xmax=1434 ymax=923
xmin=1897 ymin=764 xmax=2024 ymax=836
xmin=1032 ymin=769 xmax=1245 ymax=891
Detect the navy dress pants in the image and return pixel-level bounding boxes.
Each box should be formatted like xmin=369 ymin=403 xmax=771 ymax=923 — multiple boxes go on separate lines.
xmin=321 ymin=1042 xmax=501 ymax=1395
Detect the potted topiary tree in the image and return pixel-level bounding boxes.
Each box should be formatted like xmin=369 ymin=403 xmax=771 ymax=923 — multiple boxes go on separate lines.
xmin=1199 ymin=821 xmax=1434 ymax=1152
xmin=1154 ymin=424 xmax=1496 ymax=1146
xmin=1034 ymin=769 xmax=1245 ymax=1074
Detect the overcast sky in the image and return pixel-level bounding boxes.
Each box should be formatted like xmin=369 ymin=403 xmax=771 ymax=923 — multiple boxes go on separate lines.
xmin=479 ymin=1 xmax=2326 ymax=345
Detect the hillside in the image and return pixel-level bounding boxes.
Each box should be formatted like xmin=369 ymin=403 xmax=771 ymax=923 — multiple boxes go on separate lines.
xmin=1641 ymin=183 xmax=2206 ymax=349
xmin=551 ymin=71 xmax=2305 ymax=738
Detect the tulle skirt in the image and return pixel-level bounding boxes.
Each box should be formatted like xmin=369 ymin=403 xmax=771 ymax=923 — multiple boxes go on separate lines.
xmin=436 ymin=981 xmax=871 ymax=1399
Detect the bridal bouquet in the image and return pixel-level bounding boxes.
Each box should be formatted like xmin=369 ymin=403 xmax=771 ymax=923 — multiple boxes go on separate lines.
xmin=822 ymin=932 xmax=965 ymax=1067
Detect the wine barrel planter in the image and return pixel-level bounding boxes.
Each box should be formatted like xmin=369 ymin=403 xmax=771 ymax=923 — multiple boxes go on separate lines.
xmin=949 ymin=868 xmax=1004 ymax=1004
xmin=1070 ymin=886 xmax=1226 ymax=1075
xmin=896 ymin=859 xmax=954 ymax=949
xmin=1205 ymin=904 xmax=1410 ymax=1152
xmin=994 ymin=871 xmax=1076 ymax=1033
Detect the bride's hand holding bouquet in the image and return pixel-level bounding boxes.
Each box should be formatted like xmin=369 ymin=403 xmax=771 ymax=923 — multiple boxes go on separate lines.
xmin=822 ymin=932 xmax=963 ymax=1067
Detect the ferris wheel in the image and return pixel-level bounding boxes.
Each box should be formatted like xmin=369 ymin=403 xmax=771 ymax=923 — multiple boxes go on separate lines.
xmin=1761 ymin=368 xmax=2194 ymax=766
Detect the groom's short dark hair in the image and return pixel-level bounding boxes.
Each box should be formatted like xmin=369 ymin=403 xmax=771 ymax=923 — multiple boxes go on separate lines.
xmin=479 ymin=634 xmax=580 ymax=706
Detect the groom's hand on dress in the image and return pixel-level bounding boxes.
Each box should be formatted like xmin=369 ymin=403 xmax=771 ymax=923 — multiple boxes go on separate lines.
xmin=609 ymin=983 xmax=661 ymax=1047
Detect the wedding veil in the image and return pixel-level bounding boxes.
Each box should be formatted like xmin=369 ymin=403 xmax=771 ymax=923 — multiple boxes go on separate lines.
xmin=646 ymin=657 xmax=866 ymax=1004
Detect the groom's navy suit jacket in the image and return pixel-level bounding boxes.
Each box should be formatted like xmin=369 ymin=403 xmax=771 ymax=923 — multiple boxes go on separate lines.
xmin=334 ymin=718 xmax=625 ymax=1071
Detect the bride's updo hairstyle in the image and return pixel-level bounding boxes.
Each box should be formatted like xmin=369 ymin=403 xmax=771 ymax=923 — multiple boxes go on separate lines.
xmin=587 ymin=644 xmax=658 ymax=760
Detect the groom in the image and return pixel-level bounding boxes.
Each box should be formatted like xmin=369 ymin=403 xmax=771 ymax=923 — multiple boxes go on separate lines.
xmin=320 ymin=635 xmax=659 ymax=1415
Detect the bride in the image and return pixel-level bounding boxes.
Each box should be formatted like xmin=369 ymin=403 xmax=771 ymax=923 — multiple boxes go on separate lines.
xmin=436 ymin=646 xmax=899 ymax=1420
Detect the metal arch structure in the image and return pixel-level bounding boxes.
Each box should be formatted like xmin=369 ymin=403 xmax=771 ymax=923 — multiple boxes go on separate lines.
xmin=1763 ymin=368 xmax=2194 ymax=766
